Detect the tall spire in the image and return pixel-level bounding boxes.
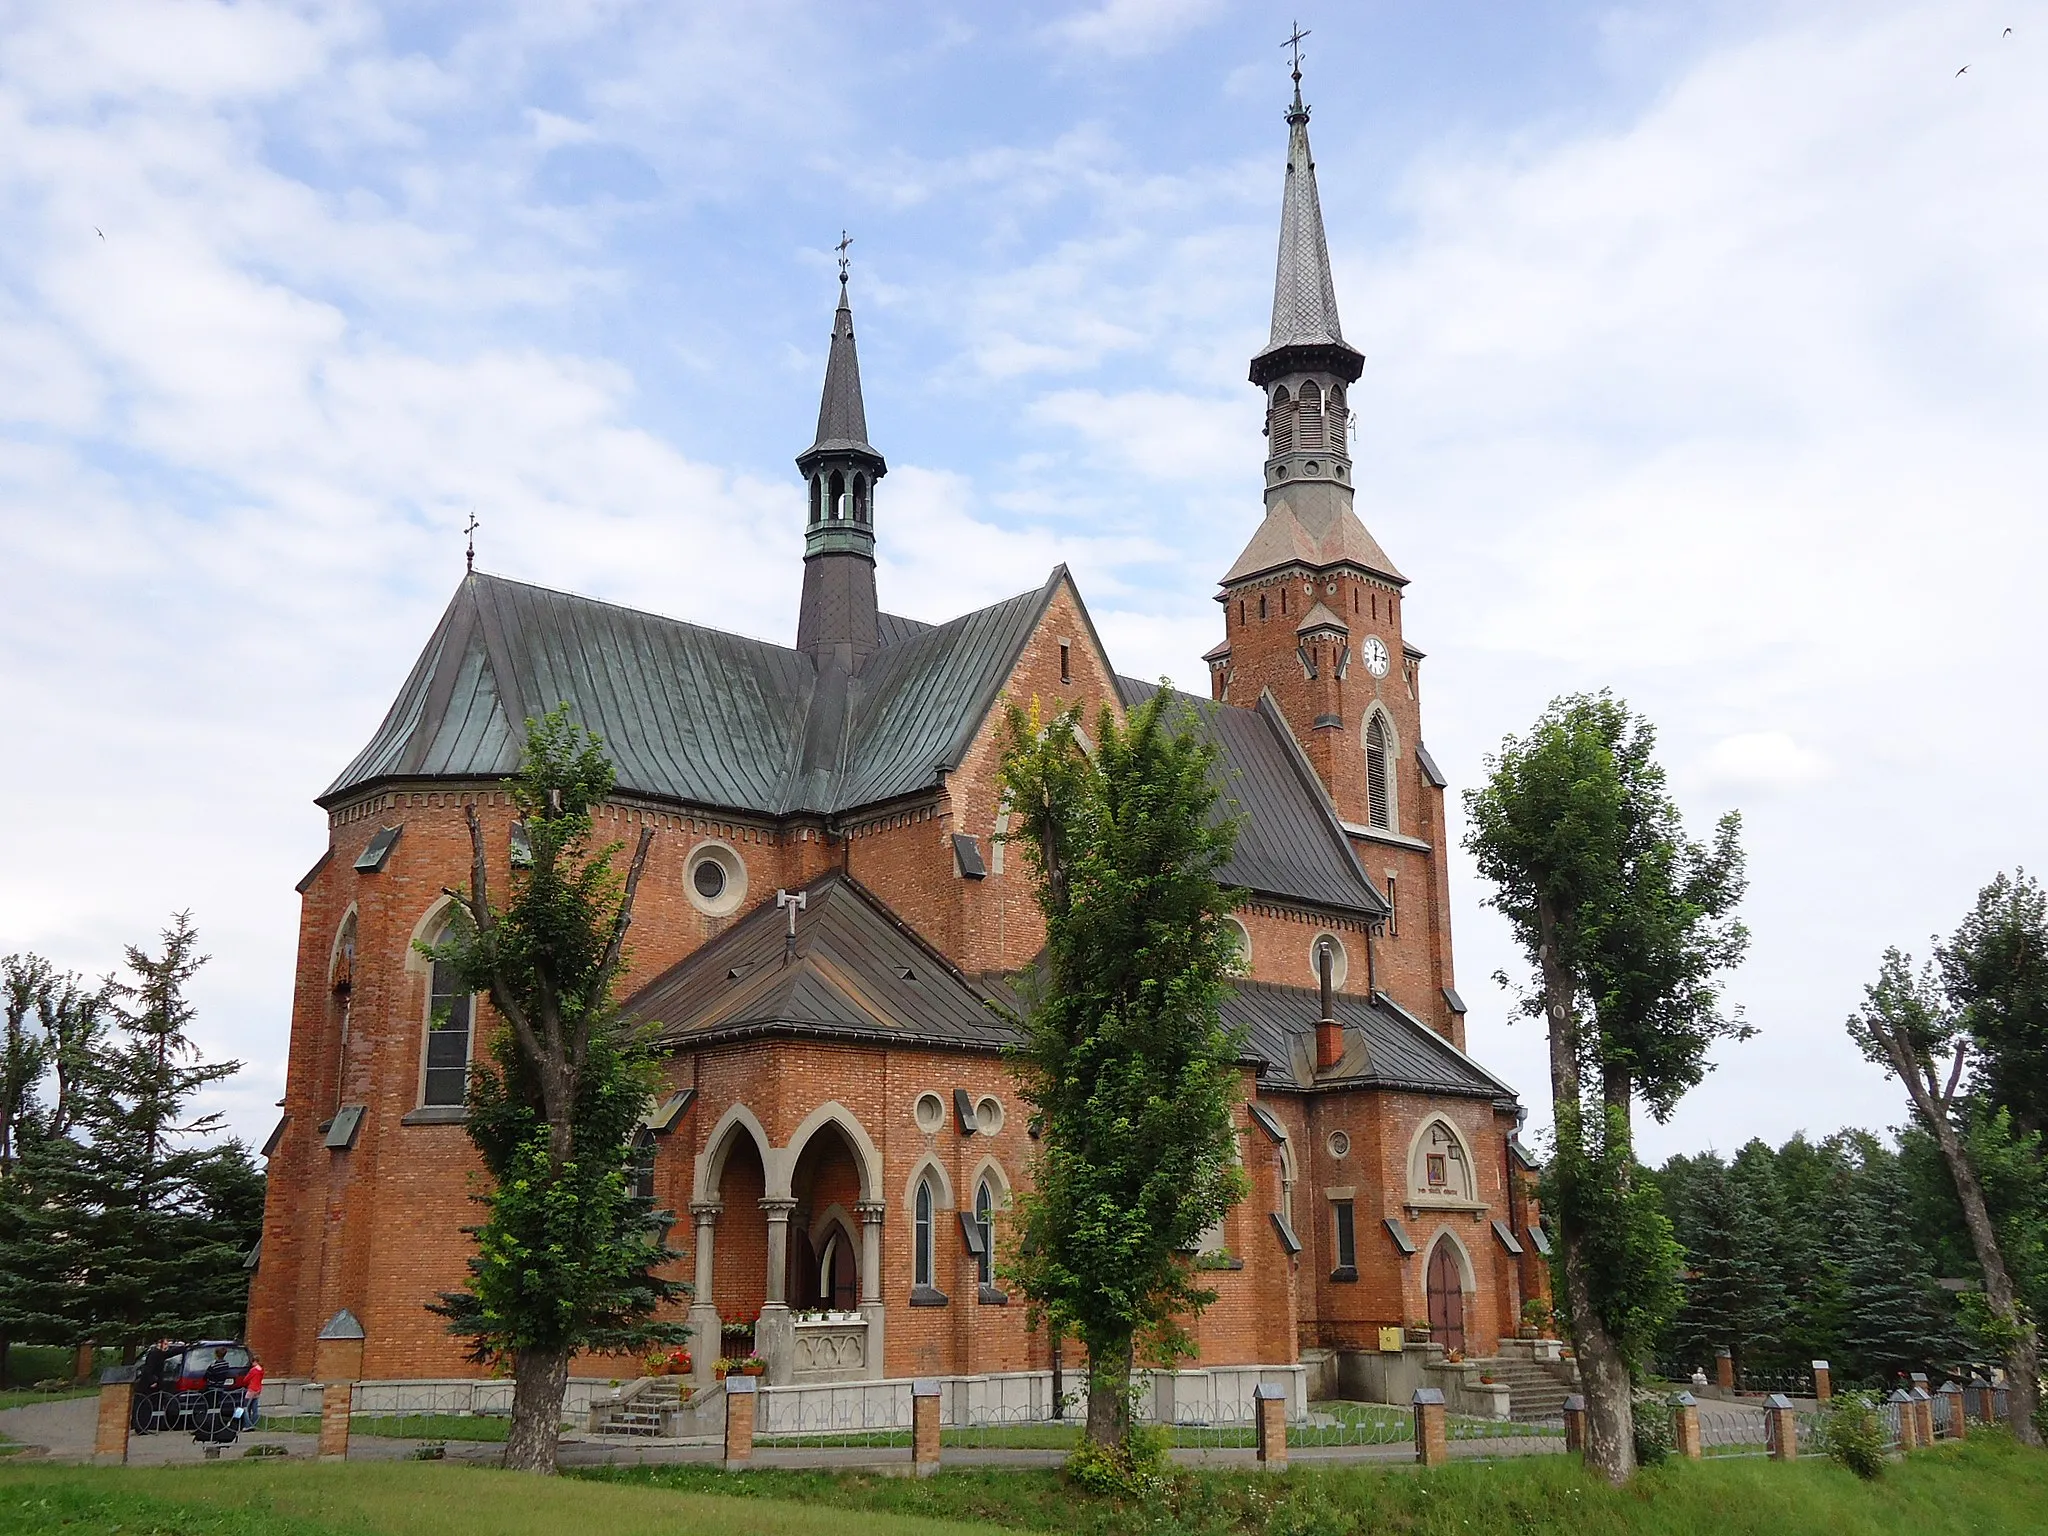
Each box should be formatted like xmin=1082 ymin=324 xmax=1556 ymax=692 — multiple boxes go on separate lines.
xmin=796 ymin=253 xmax=886 ymax=669
xmin=1251 ymin=43 xmax=1362 ymax=385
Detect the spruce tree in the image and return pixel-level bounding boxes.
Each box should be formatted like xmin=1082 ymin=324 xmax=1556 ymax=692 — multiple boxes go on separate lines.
xmin=1840 ymin=1156 xmax=1959 ymax=1386
xmin=1668 ymin=1157 xmax=1786 ymax=1379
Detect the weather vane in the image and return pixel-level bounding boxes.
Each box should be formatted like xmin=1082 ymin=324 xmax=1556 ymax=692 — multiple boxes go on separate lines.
xmin=464 ymin=508 xmax=480 ymax=574
xmin=835 ymin=230 xmax=853 ymax=283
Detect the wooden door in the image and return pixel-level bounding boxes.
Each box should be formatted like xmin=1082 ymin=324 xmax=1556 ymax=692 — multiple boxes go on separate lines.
xmin=1426 ymin=1240 xmax=1465 ymax=1353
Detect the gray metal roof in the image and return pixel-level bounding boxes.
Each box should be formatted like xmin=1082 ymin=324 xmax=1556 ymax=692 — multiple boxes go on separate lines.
xmin=622 ymin=872 xmax=1015 ymax=1051
xmin=802 ymin=277 xmax=881 ymax=466
xmin=1223 ymin=980 xmax=1516 ymax=1100
xmin=1258 ymin=96 xmax=1351 ymax=357
xmin=323 ymin=571 xmax=1057 ymax=818
xmin=1114 ymin=679 xmax=1387 ymax=917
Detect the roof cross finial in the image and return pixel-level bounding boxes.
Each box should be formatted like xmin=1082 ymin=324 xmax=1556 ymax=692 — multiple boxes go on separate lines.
xmin=463 ymin=508 xmax=480 ymax=574
xmin=835 ymin=230 xmax=853 ymax=284
xmin=1283 ymin=21 xmax=1310 ymax=113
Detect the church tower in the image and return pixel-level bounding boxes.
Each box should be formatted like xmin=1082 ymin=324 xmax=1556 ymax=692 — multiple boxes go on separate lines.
xmin=795 ymin=264 xmax=886 ymax=670
xmin=1211 ymin=60 xmax=1463 ymax=1045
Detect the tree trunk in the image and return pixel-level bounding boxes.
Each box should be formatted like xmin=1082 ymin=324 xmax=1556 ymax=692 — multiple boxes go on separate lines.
xmin=502 ymin=1344 xmax=570 ymax=1473
xmin=1084 ymin=1334 xmax=1132 ymax=1448
xmin=1538 ymin=897 xmax=1636 ymax=1486
xmin=1926 ymin=1113 xmax=2043 ymax=1446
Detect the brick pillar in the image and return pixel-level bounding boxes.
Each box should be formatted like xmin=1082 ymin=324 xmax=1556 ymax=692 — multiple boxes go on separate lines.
xmin=1669 ymin=1392 xmax=1702 ymax=1460
xmin=1254 ymin=1382 xmax=1288 ymax=1469
xmin=92 ymin=1368 xmax=134 ymax=1465
xmin=1966 ymin=1374 xmax=1991 ymax=1424
xmin=1714 ymin=1348 xmax=1734 ymax=1391
xmin=1561 ymin=1393 xmax=1587 ymax=1454
xmin=723 ymin=1376 xmax=757 ymax=1470
xmin=1939 ymin=1382 xmax=1966 ymax=1440
xmin=1764 ymin=1393 xmax=1797 ymax=1461
xmin=1911 ymin=1387 xmax=1934 ymax=1447
xmin=318 ymin=1381 xmax=353 ymax=1459
xmin=1810 ymin=1360 xmax=1831 ymax=1403
xmin=74 ymin=1342 xmax=97 ymax=1385
xmin=1888 ymin=1389 xmax=1917 ymax=1450
xmin=912 ymin=1378 xmax=942 ymax=1478
xmin=1413 ymin=1387 xmax=1447 ymax=1467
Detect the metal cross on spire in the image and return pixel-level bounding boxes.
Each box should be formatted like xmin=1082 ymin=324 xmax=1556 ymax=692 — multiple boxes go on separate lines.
xmin=1283 ymin=21 xmax=1310 ymax=99
xmin=835 ymin=230 xmax=853 ymax=283
xmin=463 ymin=508 xmax=480 ymax=574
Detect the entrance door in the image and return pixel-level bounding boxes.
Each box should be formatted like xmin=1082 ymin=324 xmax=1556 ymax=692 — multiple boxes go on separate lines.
xmin=1426 ymin=1239 xmax=1466 ymax=1354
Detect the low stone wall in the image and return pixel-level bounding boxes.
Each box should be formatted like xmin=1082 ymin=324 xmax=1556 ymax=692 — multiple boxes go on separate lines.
xmin=259 ymin=1377 xmax=621 ymax=1420
xmin=757 ymin=1363 xmax=1308 ymax=1433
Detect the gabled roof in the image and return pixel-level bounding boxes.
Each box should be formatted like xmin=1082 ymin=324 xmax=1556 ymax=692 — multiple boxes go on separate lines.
xmin=1224 ymin=980 xmax=1515 ymax=1100
xmin=1114 ymin=679 xmax=1386 ymax=918
xmin=323 ymin=570 xmax=1060 ymax=818
xmin=621 ymin=871 xmax=1013 ymax=1051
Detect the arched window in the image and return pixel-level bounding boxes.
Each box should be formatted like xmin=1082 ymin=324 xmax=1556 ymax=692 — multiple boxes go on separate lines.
xmin=331 ymin=912 xmax=357 ymax=1105
xmin=423 ymin=911 xmax=475 ymax=1107
xmin=629 ymin=1128 xmax=657 ymax=1203
xmin=1365 ymin=712 xmax=1394 ymax=831
xmin=974 ymin=1178 xmax=995 ymax=1288
xmin=1297 ymin=379 xmax=1324 ymax=448
xmin=914 ymin=1178 xmax=935 ymax=1288
xmin=1268 ymin=385 xmax=1294 ymax=455
xmin=809 ymin=475 xmax=823 ymax=525
xmin=828 ymin=469 xmax=846 ymax=520
xmin=853 ymin=474 xmax=869 ymax=525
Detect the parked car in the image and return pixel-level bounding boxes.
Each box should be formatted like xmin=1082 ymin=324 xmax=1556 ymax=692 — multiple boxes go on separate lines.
xmin=131 ymin=1340 xmax=264 ymax=1439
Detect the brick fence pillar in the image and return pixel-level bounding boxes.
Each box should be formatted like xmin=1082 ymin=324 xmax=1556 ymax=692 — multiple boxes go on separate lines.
xmin=1254 ymin=1382 xmax=1288 ymax=1469
xmin=1888 ymin=1389 xmax=1917 ymax=1450
xmin=723 ymin=1376 xmax=757 ymax=1470
xmin=911 ymin=1378 xmax=942 ymax=1478
xmin=1714 ymin=1348 xmax=1734 ymax=1391
xmin=1910 ymin=1386 xmax=1934 ymax=1448
xmin=1561 ymin=1393 xmax=1587 ymax=1454
xmin=1938 ymin=1381 xmax=1966 ymax=1441
xmin=1413 ymin=1387 xmax=1447 ymax=1467
xmin=74 ymin=1342 xmax=97 ymax=1385
xmin=1965 ymin=1374 xmax=1991 ymax=1423
xmin=1764 ymin=1393 xmax=1797 ymax=1461
xmin=92 ymin=1367 xmax=135 ymax=1465
xmin=1669 ymin=1392 xmax=1702 ymax=1460
xmin=1810 ymin=1361 xmax=1831 ymax=1403
xmin=317 ymin=1382 xmax=353 ymax=1459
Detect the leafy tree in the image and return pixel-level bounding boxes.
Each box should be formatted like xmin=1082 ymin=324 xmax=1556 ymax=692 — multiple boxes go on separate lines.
xmin=1846 ymin=949 xmax=2041 ymax=1443
xmin=998 ymin=690 xmax=1249 ymax=1460
xmin=1941 ymin=871 xmax=2048 ymax=1137
xmin=427 ymin=707 xmax=687 ymax=1473
xmin=1464 ymin=692 xmax=1745 ymax=1485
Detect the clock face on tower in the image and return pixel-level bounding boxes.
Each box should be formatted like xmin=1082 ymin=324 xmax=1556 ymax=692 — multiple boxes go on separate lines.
xmin=1361 ymin=635 xmax=1390 ymax=678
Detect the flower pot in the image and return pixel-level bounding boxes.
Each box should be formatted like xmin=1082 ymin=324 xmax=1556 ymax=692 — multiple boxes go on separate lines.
xmin=741 ymin=1362 xmax=766 ymax=1377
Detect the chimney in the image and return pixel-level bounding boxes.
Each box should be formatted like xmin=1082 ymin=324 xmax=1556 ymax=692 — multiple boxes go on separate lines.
xmin=1315 ymin=937 xmax=1343 ymax=1072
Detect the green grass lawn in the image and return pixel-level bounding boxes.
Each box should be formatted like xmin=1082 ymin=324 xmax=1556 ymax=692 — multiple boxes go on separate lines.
xmin=2 ymin=1432 xmax=2045 ymax=1535
xmin=262 ymin=1411 xmax=513 ymax=1442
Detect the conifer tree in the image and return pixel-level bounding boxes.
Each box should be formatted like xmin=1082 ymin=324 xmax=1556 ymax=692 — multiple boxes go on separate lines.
xmin=1667 ymin=1157 xmax=1786 ymax=1379
xmin=1840 ymin=1158 xmax=1959 ymax=1385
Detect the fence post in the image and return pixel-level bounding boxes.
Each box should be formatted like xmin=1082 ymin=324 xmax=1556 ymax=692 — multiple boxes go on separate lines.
xmin=316 ymin=1382 xmax=353 ymax=1459
xmin=1561 ymin=1393 xmax=1587 ymax=1454
xmin=1253 ymin=1382 xmax=1288 ymax=1470
xmin=1810 ymin=1360 xmax=1831 ymax=1403
xmin=1938 ymin=1381 xmax=1965 ymax=1441
xmin=723 ymin=1376 xmax=757 ymax=1470
xmin=1966 ymin=1373 xmax=1991 ymax=1424
xmin=1888 ymin=1388 xmax=1917 ymax=1450
xmin=911 ymin=1378 xmax=942 ymax=1478
xmin=1669 ymin=1392 xmax=1702 ymax=1460
xmin=1910 ymin=1386 xmax=1934 ymax=1448
xmin=1764 ymin=1393 xmax=1797 ymax=1460
xmin=92 ymin=1365 xmax=135 ymax=1466
xmin=1714 ymin=1348 xmax=1734 ymax=1391
xmin=1413 ymin=1387 xmax=1448 ymax=1467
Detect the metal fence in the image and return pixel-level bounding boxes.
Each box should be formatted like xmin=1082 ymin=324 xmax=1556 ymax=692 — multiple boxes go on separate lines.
xmin=129 ymin=1385 xmax=260 ymax=1446
xmin=262 ymin=1382 xmax=512 ymax=1448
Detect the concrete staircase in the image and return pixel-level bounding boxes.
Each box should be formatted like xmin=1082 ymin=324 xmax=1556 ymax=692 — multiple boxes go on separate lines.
xmin=589 ymin=1376 xmax=690 ymax=1438
xmin=1468 ymin=1354 xmax=1578 ymax=1421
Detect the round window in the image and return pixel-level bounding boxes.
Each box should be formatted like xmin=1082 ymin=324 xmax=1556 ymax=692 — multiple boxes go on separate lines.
xmin=1308 ymin=933 xmax=1349 ymax=990
xmin=684 ymin=842 xmax=746 ymax=917
xmin=1222 ymin=917 xmax=1252 ymax=977
xmin=975 ymin=1096 xmax=1005 ymax=1135
xmin=913 ymin=1092 xmax=945 ymax=1134
xmin=1328 ymin=1130 xmax=1351 ymax=1160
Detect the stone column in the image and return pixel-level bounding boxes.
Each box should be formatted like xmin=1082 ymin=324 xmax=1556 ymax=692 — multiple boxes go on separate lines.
xmin=723 ymin=1375 xmax=757 ymax=1470
xmin=1413 ymin=1386 xmax=1448 ymax=1467
xmin=1889 ymin=1388 xmax=1918 ymax=1449
xmin=1764 ymin=1392 xmax=1797 ymax=1460
xmin=1811 ymin=1360 xmax=1831 ymax=1403
xmin=1714 ymin=1347 xmax=1734 ymax=1391
xmin=1670 ymin=1392 xmax=1702 ymax=1460
xmin=1254 ymin=1382 xmax=1289 ymax=1469
xmin=1562 ymin=1394 xmax=1587 ymax=1454
xmin=688 ymin=1202 xmax=724 ymax=1392
xmin=757 ymin=1198 xmax=798 ymax=1385
xmin=1939 ymin=1381 xmax=1966 ymax=1441
xmin=857 ymin=1199 xmax=888 ymax=1381
xmin=912 ymin=1377 xmax=943 ymax=1477
xmin=92 ymin=1367 xmax=134 ymax=1465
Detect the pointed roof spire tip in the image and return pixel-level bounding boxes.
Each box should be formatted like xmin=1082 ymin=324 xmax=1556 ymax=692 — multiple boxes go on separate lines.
xmin=1282 ymin=21 xmax=1310 ymax=120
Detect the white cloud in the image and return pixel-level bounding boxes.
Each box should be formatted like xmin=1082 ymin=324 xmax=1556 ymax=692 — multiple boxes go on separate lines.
xmin=1042 ymin=0 xmax=1226 ymax=60
xmin=1698 ymin=732 xmax=1831 ymax=793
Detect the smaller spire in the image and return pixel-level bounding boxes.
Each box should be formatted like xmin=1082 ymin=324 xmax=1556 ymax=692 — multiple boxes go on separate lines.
xmin=805 ymin=248 xmax=881 ymax=462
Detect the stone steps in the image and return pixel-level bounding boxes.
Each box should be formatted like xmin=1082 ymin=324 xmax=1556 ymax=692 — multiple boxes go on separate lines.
xmin=1468 ymin=1357 xmax=1577 ymax=1421
xmin=589 ymin=1377 xmax=692 ymax=1438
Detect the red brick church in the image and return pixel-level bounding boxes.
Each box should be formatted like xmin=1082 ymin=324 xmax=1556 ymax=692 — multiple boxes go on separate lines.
xmin=249 ymin=77 xmax=1548 ymax=1404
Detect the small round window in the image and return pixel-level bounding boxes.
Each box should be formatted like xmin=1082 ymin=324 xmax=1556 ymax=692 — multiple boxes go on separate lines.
xmin=1222 ymin=917 xmax=1252 ymax=977
xmin=975 ymin=1096 xmax=1005 ymax=1135
xmin=1308 ymin=932 xmax=1349 ymax=989
xmin=685 ymin=842 xmax=746 ymax=917
xmin=1328 ymin=1130 xmax=1351 ymax=1160
xmin=913 ymin=1092 xmax=945 ymax=1134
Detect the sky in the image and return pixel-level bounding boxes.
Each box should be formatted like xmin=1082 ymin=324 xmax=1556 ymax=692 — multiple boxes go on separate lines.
xmin=1 ymin=0 xmax=2044 ymax=1165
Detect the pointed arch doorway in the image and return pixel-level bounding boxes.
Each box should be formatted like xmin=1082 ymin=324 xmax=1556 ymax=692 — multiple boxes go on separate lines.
xmin=1426 ymin=1238 xmax=1466 ymax=1354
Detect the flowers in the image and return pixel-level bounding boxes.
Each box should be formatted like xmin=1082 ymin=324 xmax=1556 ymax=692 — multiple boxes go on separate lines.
xmin=714 ymin=1354 xmax=766 ymax=1379
xmin=644 ymin=1348 xmax=692 ymax=1376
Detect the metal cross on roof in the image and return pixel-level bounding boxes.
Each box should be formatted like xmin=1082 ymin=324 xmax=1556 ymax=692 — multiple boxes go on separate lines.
xmin=835 ymin=230 xmax=853 ymax=282
xmin=463 ymin=508 xmax=480 ymax=573
xmin=1283 ymin=21 xmax=1310 ymax=83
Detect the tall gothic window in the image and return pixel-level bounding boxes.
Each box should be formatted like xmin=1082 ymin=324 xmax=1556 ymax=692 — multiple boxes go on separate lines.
xmin=1298 ymin=379 xmax=1324 ymax=449
xmin=629 ymin=1128 xmax=657 ymax=1203
xmin=1268 ymin=385 xmax=1294 ymax=454
xmin=914 ymin=1178 xmax=935 ymax=1288
xmin=1365 ymin=713 xmax=1393 ymax=831
xmin=809 ymin=474 xmax=823 ymax=524
xmin=828 ymin=469 xmax=846 ymax=520
xmin=974 ymin=1178 xmax=995 ymax=1288
xmin=853 ymin=474 xmax=869 ymax=524
xmin=423 ymin=911 xmax=475 ymax=1107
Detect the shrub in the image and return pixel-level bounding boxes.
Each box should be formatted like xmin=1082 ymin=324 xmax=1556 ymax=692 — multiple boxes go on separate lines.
xmin=1817 ymin=1390 xmax=1889 ymax=1480
xmin=1632 ymin=1387 xmax=1673 ymax=1466
xmin=1065 ymin=1426 xmax=1168 ymax=1499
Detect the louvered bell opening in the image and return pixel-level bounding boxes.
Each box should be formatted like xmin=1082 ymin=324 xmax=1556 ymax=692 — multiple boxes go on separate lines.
xmin=1366 ymin=716 xmax=1391 ymax=829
